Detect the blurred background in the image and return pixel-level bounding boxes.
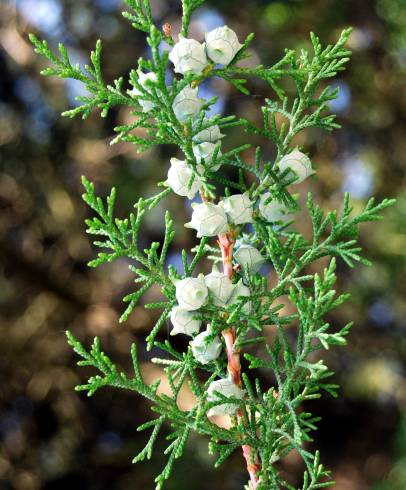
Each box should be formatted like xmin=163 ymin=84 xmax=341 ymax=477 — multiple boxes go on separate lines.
xmin=1 ymin=0 xmax=405 ymax=489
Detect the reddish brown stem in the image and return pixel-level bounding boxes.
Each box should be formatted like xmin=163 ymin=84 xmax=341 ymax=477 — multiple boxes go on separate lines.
xmin=218 ymin=233 xmax=234 ymax=279
xmin=222 ymin=327 xmax=241 ymax=386
xmin=217 ymin=232 xmax=261 ymax=489
xmin=241 ymin=443 xmax=261 ymax=489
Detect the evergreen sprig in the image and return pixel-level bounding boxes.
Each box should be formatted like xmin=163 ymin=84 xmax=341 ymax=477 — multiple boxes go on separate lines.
xmin=31 ymin=2 xmax=395 ymax=489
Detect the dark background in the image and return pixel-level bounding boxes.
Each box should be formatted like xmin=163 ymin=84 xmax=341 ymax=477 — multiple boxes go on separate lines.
xmin=1 ymin=0 xmax=405 ymax=489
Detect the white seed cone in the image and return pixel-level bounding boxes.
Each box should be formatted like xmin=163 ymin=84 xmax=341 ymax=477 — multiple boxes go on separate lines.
xmin=234 ymin=245 xmax=265 ymax=274
xmin=184 ymin=202 xmax=228 ymax=237
xmin=258 ymin=192 xmax=291 ymax=224
xmin=174 ymin=273 xmax=208 ymax=311
xmin=204 ymin=268 xmax=235 ymax=306
xmin=278 ymin=149 xmax=314 ymax=184
xmin=191 ymin=329 xmax=222 ymax=364
xmin=193 ymin=124 xmax=224 ymax=143
xmin=172 ymin=86 xmax=204 ymax=123
xmin=169 ymin=37 xmax=208 ymax=75
xmin=193 ymin=142 xmax=222 ymax=171
xmin=207 ymin=377 xmax=245 ymax=416
xmin=170 ymin=306 xmax=202 ymax=337
xmin=228 ymin=279 xmax=252 ymax=314
xmin=128 ymin=70 xmax=158 ymax=112
xmin=221 ymin=193 xmax=254 ymax=225
xmin=205 ymin=26 xmax=243 ymax=66
xmin=166 ymin=158 xmax=202 ymax=199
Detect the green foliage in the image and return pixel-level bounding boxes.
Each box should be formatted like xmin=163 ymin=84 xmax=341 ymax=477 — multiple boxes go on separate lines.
xmin=29 ymin=34 xmax=134 ymax=119
xmin=31 ymin=2 xmax=395 ymax=489
xmin=66 ymin=330 xmax=254 ymax=489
